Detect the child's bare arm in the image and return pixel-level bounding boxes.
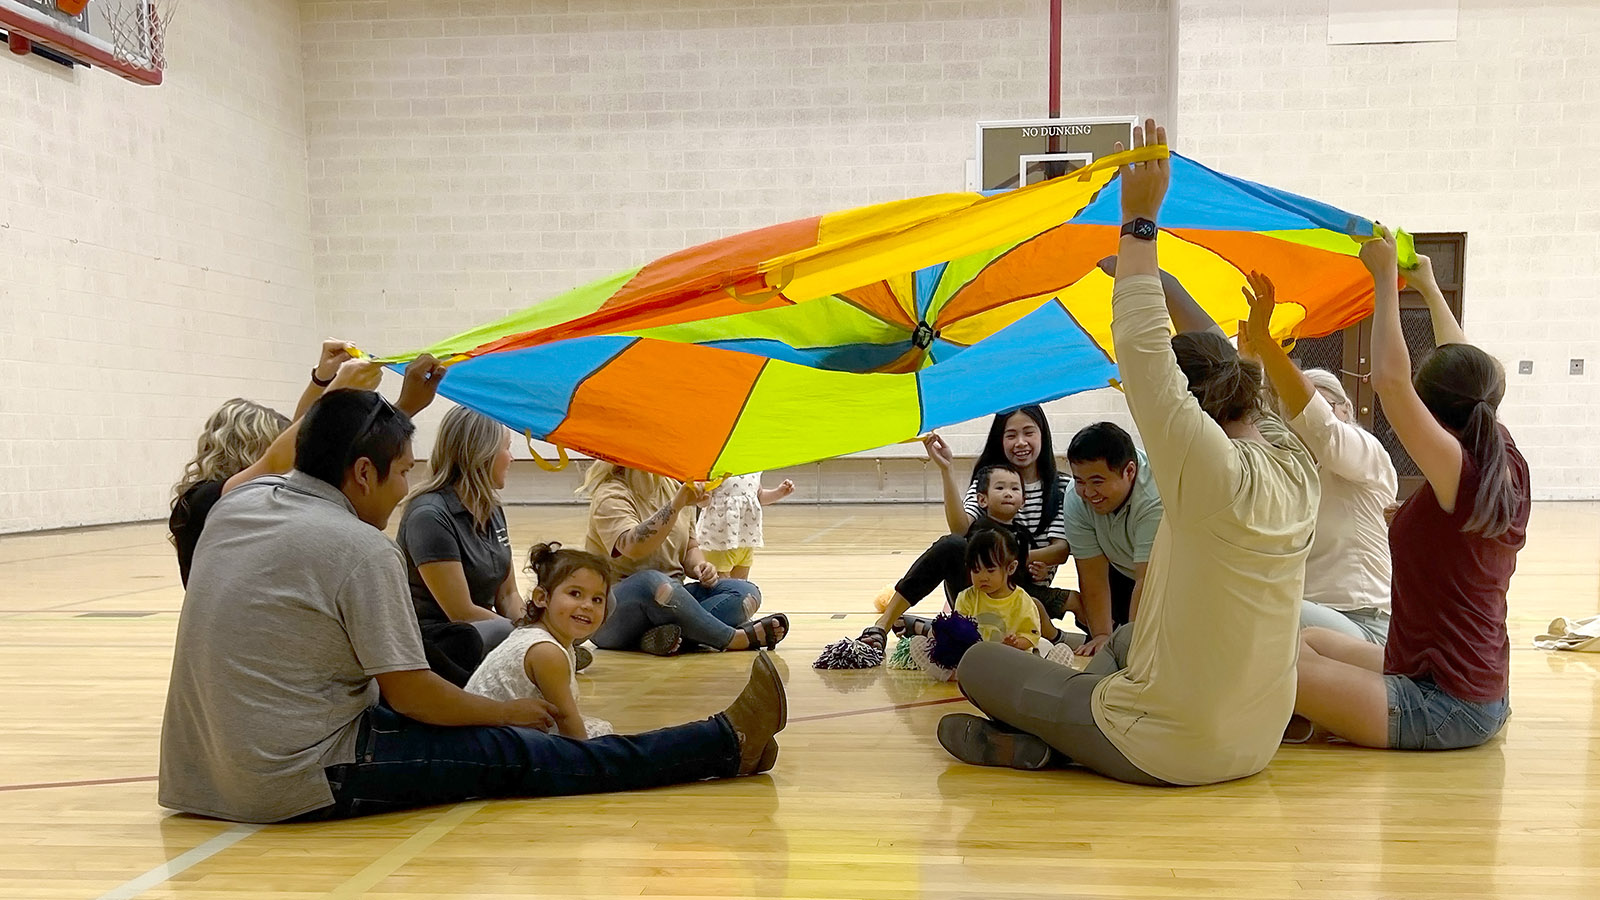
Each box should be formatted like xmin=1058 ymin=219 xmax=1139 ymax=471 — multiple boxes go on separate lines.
xmin=523 ymin=643 xmax=588 ymax=739
xmin=757 ymin=479 xmax=796 ymax=505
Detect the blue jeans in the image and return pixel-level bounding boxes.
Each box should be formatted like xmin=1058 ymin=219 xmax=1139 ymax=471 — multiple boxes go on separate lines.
xmin=592 ymin=569 xmax=760 ymax=652
xmin=1299 ymin=601 xmax=1391 ymax=645
xmin=1386 ymin=675 xmax=1510 ymax=750
xmin=301 ymin=704 xmax=741 ymax=820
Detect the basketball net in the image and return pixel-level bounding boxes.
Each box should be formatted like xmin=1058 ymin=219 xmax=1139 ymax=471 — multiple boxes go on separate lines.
xmin=103 ymin=0 xmax=178 ymax=71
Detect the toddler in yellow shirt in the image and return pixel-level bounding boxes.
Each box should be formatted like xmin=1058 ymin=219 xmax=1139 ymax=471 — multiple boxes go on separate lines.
xmin=910 ymin=527 xmax=1041 ymax=682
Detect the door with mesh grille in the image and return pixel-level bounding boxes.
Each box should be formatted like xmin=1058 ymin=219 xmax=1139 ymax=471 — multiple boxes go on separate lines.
xmin=1289 ymin=233 xmax=1466 ymax=499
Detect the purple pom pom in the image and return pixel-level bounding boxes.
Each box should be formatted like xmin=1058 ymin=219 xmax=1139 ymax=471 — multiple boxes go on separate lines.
xmin=928 ymin=612 xmax=982 ymax=670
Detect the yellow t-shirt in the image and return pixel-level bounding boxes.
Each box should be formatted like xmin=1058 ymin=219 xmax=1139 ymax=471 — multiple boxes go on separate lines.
xmin=1094 ymin=276 xmax=1319 ymax=786
xmin=954 ymin=585 xmax=1041 ymax=648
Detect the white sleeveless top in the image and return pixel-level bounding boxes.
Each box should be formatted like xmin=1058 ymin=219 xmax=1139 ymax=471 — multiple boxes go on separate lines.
xmin=465 ymin=625 xmax=613 ymax=738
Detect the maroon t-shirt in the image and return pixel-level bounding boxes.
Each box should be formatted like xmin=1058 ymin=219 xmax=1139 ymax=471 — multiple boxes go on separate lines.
xmin=1384 ymin=429 xmax=1529 ymax=704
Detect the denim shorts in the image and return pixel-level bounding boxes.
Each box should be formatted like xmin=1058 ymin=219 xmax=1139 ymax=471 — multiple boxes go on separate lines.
xmin=1385 ymin=674 xmax=1510 ymax=750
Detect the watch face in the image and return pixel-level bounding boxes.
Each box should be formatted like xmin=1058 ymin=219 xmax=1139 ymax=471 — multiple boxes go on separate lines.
xmin=1134 ymin=220 xmax=1157 ymax=239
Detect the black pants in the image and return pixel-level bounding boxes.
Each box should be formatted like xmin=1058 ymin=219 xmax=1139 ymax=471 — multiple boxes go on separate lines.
xmin=894 ymin=534 xmax=1134 ymax=627
xmin=419 ymin=620 xmax=485 ymax=687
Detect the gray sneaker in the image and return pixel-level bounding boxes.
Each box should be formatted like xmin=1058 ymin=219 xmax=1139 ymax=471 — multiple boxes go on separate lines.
xmin=574 ymin=644 xmax=594 ymax=672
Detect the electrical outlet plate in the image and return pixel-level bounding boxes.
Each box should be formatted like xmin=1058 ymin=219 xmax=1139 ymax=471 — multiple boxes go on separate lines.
xmin=1572 ymin=359 xmax=1585 ymax=376
xmin=1518 ymin=360 xmax=1533 ymax=375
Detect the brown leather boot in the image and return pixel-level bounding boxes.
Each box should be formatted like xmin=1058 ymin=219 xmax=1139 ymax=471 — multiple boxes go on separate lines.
xmin=724 ymin=651 xmax=787 ymax=774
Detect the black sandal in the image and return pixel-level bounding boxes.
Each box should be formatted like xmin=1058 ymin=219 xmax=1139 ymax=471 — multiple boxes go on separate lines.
xmin=858 ymin=625 xmax=888 ymax=652
xmin=735 ymin=613 xmax=789 ymax=650
xmin=891 ymin=615 xmax=935 ymax=638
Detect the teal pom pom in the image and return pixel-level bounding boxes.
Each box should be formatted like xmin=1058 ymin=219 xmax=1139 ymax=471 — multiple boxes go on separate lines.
xmin=886 ymin=635 xmax=917 ymax=669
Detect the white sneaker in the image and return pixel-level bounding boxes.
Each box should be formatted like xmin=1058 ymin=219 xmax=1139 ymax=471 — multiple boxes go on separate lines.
xmin=908 ymin=635 xmax=957 ymax=682
xmin=1043 ymin=641 xmax=1077 ymax=666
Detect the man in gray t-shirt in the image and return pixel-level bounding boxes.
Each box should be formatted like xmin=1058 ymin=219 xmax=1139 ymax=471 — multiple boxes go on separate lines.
xmin=160 ymin=374 xmax=787 ymax=823
xmin=1058 ymin=422 xmax=1164 ymax=657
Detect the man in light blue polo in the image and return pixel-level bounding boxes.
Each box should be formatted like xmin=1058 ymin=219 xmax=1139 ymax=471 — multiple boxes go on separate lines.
xmin=1054 ymin=421 xmax=1163 ymax=656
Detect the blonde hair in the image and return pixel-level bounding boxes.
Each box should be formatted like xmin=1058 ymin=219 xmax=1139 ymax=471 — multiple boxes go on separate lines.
xmin=173 ymin=399 xmax=289 ymax=504
xmin=578 ymin=461 xmax=678 ymax=511
xmin=407 ymin=406 xmax=508 ymax=530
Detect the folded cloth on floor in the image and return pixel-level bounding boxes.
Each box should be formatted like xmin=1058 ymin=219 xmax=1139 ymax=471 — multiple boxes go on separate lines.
xmin=1533 ymin=615 xmax=1600 ymax=652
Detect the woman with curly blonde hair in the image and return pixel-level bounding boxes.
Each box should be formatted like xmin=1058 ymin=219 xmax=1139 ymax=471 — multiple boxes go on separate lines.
xmin=169 ymin=341 xmax=388 ymax=585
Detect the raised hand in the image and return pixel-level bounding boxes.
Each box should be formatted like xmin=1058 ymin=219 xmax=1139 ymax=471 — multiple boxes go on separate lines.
xmin=315 ymin=339 xmax=356 ymax=383
xmin=1359 ymin=225 xmax=1399 ymax=278
xmin=1115 ymin=117 xmax=1170 ymax=222
xmin=1242 ymin=270 xmax=1279 ymax=349
xmin=923 ymin=432 xmax=955 ymax=470
xmin=396 ymin=354 xmax=447 ymax=416
xmin=1402 ymin=253 xmax=1440 ymax=294
xmin=326 ymin=357 xmax=384 ymax=393
xmin=675 ymin=481 xmax=710 ymax=509
xmin=773 ymin=479 xmax=796 ymax=500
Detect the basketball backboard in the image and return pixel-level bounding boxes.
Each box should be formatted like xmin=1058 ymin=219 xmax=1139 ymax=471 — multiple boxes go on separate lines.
xmin=0 ymin=0 xmax=168 ymax=85
xmin=975 ymin=117 xmax=1136 ymax=191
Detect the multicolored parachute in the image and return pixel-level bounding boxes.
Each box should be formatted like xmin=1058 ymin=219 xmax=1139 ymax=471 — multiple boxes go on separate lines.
xmin=384 ymin=146 xmax=1404 ymax=483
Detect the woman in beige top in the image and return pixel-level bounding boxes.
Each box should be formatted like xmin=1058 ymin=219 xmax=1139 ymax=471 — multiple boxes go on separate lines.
xmin=938 ymin=118 xmax=1319 ymax=785
xmin=582 ymin=463 xmax=788 ymax=655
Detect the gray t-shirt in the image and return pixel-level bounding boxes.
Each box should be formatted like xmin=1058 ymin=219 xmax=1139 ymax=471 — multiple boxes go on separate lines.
xmin=159 ymin=472 xmax=428 ymax=823
xmin=1061 ymin=449 xmax=1164 ymax=578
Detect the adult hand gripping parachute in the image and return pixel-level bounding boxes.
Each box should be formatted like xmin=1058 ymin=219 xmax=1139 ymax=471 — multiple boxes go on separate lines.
xmin=380 ymin=146 xmax=1411 ymax=482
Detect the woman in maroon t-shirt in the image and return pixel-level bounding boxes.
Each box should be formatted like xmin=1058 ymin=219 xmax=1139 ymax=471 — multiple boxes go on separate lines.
xmin=1291 ymin=231 xmax=1527 ymax=751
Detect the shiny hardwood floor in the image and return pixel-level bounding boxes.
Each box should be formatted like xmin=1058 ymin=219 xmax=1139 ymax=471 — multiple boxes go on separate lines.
xmin=1 ymin=502 xmax=1597 ymax=899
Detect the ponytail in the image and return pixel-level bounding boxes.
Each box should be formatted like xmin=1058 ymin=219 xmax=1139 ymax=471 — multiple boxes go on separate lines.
xmin=1459 ymin=401 xmax=1516 ymax=538
xmin=1171 ymin=331 xmax=1264 ymax=424
xmin=515 ymin=541 xmax=616 ymax=628
xmin=1414 ymin=344 xmax=1518 ymax=538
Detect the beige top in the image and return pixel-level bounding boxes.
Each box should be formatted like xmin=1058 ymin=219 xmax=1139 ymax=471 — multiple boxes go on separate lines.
xmin=1092 ymin=275 xmax=1319 ymax=786
xmin=584 ymin=477 xmax=692 ymax=580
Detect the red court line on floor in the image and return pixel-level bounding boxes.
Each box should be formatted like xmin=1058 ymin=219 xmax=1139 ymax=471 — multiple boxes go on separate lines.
xmin=0 ymin=699 xmax=972 ymax=793
xmin=789 ymin=696 xmax=968 ymax=723
xmin=0 ymin=774 xmax=159 ymax=793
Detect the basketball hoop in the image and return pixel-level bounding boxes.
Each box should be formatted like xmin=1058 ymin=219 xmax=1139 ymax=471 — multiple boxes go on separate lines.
xmin=103 ymin=0 xmax=175 ymax=70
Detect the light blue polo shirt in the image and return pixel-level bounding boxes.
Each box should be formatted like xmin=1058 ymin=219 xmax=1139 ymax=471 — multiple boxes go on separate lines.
xmin=1062 ymin=449 xmax=1162 ymax=578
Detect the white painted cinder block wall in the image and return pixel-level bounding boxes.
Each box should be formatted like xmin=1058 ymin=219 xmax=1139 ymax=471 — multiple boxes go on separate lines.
xmin=1173 ymin=0 xmax=1600 ymax=499
xmin=0 ymin=0 xmax=318 ymax=532
xmin=6 ymin=0 xmax=1596 ymax=531
xmin=297 ymin=0 xmax=1168 ymax=491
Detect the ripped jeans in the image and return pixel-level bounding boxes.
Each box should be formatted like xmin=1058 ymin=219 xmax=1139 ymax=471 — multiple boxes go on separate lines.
xmin=591 ymin=569 xmax=761 ymax=652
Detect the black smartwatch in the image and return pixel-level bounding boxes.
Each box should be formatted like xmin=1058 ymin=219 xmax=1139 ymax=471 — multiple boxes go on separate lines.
xmin=1121 ymin=217 xmax=1158 ymax=241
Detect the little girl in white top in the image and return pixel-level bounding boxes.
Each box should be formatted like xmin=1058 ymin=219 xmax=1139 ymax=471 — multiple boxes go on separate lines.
xmin=695 ymin=472 xmax=796 ymax=579
xmin=466 ymin=542 xmax=616 ymax=739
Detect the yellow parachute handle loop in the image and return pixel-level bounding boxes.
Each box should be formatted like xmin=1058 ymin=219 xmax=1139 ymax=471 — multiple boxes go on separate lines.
xmin=1078 ymin=144 xmax=1170 ymax=181
xmin=1108 ymin=378 xmax=1125 ymax=393
xmin=523 ymin=432 xmax=572 ymax=472
xmin=725 ymin=263 xmax=795 ymax=305
xmin=696 ymin=475 xmax=728 ymax=493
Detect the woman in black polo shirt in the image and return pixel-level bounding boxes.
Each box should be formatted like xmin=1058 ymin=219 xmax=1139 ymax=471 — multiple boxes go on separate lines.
xmin=398 ymin=406 xmax=522 ymax=685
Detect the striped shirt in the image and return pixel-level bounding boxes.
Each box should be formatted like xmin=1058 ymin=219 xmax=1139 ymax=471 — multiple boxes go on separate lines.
xmin=963 ymin=473 xmax=1071 ymax=580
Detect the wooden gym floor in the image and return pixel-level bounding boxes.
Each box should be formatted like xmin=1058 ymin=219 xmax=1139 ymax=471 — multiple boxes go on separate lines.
xmin=2 ymin=502 xmax=1598 ymax=899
